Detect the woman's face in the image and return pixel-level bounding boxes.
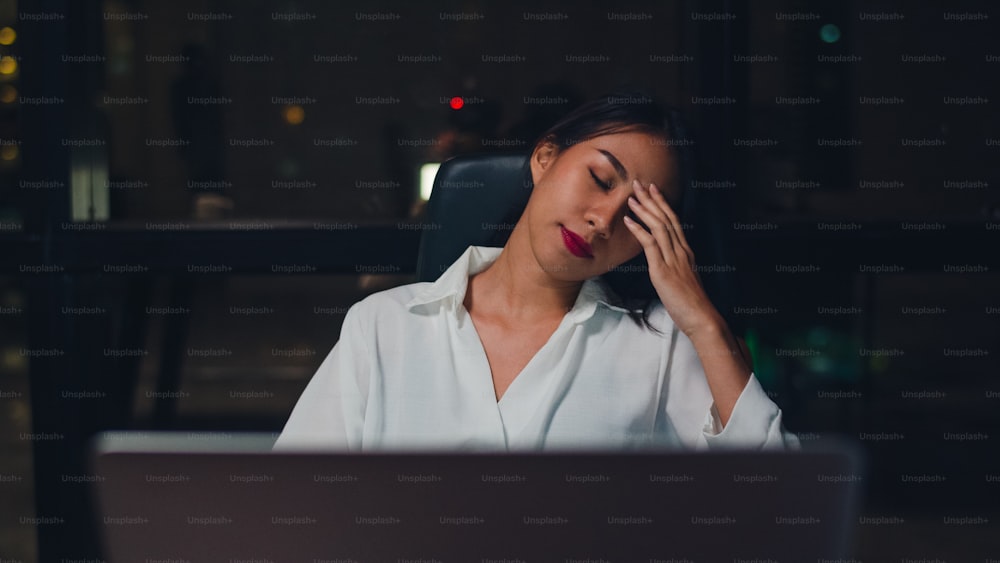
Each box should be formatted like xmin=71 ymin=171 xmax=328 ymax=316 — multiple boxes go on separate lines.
xmin=521 ymin=129 xmax=678 ymax=282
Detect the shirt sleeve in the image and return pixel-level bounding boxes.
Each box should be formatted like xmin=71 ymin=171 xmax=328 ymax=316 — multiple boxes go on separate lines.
xmin=662 ymin=325 xmax=800 ymax=451
xmin=272 ymin=303 xmax=370 ymax=451
xmin=700 ymin=372 xmax=801 ymax=450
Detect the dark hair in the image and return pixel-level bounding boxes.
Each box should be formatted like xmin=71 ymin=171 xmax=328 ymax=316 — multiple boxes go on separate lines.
xmin=497 ymin=91 xmax=699 ymax=333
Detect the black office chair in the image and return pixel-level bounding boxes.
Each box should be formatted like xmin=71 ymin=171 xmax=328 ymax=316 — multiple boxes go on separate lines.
xmin=415 ymin=153 xmax=532 ymax=282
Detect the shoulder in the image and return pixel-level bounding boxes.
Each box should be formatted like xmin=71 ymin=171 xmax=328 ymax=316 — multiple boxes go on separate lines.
xmin=332 ymin=282 xmax=434 ymax=347
xmin=343 ymin=281 xmax=434 ymax=325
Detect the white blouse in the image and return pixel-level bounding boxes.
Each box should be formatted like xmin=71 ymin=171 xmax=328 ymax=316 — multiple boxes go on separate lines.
xmin=275 ymin=245 xmax=799 ymax=452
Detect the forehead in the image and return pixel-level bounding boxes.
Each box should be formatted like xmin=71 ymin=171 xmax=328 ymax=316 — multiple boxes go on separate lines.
xmin=573 ymin=130 xmax=677 ymax=190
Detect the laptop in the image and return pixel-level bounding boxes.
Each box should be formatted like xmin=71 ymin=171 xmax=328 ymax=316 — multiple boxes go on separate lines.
xmin=89 ymin=432 xmax=864 ymax=562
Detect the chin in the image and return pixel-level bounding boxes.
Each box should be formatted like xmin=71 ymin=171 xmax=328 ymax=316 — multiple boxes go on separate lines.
xmin=528 ymin=225 xmax=594 ymax=280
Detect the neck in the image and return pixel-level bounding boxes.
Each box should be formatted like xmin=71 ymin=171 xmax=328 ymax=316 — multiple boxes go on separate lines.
xmin=465 ymin=223 xmax=582 ymax=323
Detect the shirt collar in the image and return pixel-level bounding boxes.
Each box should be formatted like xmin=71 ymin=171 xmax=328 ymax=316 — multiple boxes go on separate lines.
xmin=405 ymin=245 xmax=635 ymax=324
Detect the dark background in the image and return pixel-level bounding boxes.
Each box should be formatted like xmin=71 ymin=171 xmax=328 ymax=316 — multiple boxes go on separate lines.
xmin=1 ymin=0 xmax=998 ymax=561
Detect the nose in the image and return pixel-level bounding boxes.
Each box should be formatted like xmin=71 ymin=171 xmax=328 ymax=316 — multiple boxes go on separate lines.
xmin=585 ymin=194 xmax=630 ymax=239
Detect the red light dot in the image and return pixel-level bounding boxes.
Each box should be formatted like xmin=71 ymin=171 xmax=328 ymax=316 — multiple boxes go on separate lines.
xmin=449 ymin=97 xmax=464 ymax=110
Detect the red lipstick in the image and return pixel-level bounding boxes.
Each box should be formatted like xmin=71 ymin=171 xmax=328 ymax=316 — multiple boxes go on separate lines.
xmin=561 ymin=226 xmax=593 ymax=258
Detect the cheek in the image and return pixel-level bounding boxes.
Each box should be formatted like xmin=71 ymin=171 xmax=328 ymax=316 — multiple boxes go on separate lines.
xmin=532 ymin=176 xmax=566 ymax=210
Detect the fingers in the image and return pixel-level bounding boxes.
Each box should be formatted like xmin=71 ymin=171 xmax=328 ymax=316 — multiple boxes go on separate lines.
xmin=647 ymin=184 xmax=694 ymax=267
xmin=623 ymin=215 xmax=669 ymax=280
xmin=628 ymin=178 xmax=680 ymax=260
xmin=627 ymin=196 xmax=674 ymax=257
xmin=623 ymin=214 xmax=655 ymax=248
xmin=630 ymin=179 xmax=669 ymax=225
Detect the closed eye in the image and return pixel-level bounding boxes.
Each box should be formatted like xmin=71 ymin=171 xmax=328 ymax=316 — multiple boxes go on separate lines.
xmin=591 ymin=168 xmax=646 ymax=229
xmin=589 ymin=169 xmax=612 ymax=191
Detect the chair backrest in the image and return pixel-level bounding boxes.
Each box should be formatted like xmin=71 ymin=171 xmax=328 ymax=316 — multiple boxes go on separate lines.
xmin=415 ymin=153 xmax=530 ymax=282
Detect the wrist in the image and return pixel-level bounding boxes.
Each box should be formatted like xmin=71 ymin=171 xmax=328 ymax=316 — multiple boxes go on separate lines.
xmin=685 ymin=311 xmax=728 ymax=343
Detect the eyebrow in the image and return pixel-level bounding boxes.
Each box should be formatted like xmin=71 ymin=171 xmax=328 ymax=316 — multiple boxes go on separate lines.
xmin=596 ymin=149 xmax=629 ymax=184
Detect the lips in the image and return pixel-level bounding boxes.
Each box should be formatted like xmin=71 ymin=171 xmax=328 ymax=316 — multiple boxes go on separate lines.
xmin=561 ymin=226 xmax=594 ymax=258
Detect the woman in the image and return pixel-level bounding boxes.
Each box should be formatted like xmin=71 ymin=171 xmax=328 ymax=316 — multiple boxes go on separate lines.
xmin=275 ymin=94 xmax=799 ymax=451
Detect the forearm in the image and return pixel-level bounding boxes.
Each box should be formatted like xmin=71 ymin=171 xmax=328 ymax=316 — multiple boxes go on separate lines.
xmin=687 ymin=315 xmax=752 ymax=428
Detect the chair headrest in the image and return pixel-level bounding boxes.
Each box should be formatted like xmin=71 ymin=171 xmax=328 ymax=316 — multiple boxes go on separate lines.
xmin=416 ymin=153 xmax=531 ymax=282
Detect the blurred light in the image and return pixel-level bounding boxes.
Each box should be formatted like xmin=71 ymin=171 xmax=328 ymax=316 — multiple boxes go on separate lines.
xmin=820 ymin=24 xmax=841 ymax=44
xmin=868 ymin=354 xmax=889 ymax=374
xmin=419 ymin=162 xmax=441 ymax=201
xmin=282 ymin=104 xmax=305 ymax=125
xmin=0 ymin=84 xmax=16 ymax=103
xmin=0 ymin=56 xmax=17 ymax=75
xmin=449 ymin=96 xmax=463 ymax=110
xmin=1 ymin=145 xmax=18 ymax=160
xmin=0 ymin=27 xmax=15 ymax=45
xmin=806 ymin=326 xmax=831 ymax=347
xmin=2 ymin=346 xmax=27 ymax=371
xmin=2 ymin=288 xmax=25 ymax=308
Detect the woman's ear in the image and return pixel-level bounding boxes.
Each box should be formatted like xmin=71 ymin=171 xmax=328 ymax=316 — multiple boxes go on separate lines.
xmin=529 ymin=137 xmax=558 ymax=185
